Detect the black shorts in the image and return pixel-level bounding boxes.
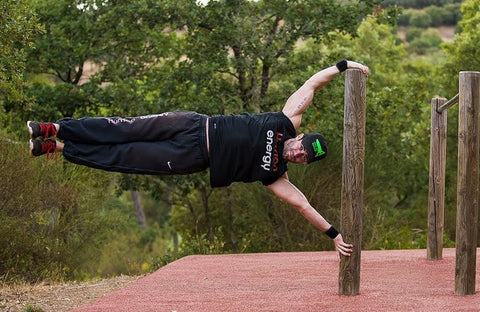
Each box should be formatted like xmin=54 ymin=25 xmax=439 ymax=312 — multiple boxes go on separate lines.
xmin=58 ymin=111 xmax=209 ymax=175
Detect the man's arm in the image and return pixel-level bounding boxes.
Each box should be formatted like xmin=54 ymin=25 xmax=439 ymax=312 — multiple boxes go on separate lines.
xmin=266 ymin=174 xmax=353 ymax=256
xmin=282 ymin=60 xmax=369 ymax=130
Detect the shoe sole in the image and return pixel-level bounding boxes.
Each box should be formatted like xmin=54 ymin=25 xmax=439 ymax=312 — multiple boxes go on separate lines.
xmin=26 ymin=121 xmax=34 ymax=139
xmin=28 ymin=139 xmax=35 ymax=157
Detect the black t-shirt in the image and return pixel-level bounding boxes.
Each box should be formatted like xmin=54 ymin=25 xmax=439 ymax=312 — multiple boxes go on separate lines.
xmin=208 ymin=112 xmax=296 ymax=187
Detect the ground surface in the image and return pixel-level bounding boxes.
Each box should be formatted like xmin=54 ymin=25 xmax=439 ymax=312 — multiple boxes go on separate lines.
xmin=0 ymin=275 xmax=142 ymax=312
xmin=2 ymin=248 xmax=479 ymax=312
xmin=68 ymin=248 xmax=479 ymax=312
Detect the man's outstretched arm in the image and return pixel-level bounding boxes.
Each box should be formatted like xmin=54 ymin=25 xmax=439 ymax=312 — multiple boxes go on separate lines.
xmin=266 ymin=174 xmax=353 ymax=256
xmin=282 ymin=60 xmax=369 ymax=130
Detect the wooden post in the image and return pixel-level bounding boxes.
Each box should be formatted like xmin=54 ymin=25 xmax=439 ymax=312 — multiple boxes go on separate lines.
xmin=339 ymin=68 xmax=366 ymax=296
xmin=455 ymin=71 xmax=480 ymax=295
xmin=427 ymin=98 xmax=447 ymax=260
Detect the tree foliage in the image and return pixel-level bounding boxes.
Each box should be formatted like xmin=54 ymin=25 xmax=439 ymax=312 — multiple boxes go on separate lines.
xmin=382 ymin=0 xmax=463 ymax=9
xmin=441 ymin=0 xmax=480 ymax=94
xmin=0 ymin=140 xmax=109 ymax=280
xmin=0 ymin=0 xmax=42 ymax=105
xmin=397 ymin=4 xmax=462 ymax=27
xmin=151 ymin=0 xmax=382 ymax=114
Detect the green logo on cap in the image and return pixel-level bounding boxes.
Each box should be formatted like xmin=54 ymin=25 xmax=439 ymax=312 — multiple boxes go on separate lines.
xmin=312 ymin=139 xmax=325 ymax=158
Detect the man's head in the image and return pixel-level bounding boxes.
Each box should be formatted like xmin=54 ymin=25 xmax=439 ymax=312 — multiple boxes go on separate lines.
xmin=301 ymin=132 xmax=328 ymax=164
xmin=283 ymin=133 xmax=328 ymax=164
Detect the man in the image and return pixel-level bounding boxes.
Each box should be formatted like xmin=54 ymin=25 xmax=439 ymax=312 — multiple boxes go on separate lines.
xmin=28 ymin=59 xmax=369 ymax=256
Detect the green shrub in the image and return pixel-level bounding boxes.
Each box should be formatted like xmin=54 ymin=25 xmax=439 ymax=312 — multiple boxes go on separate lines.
xmin=425 ymin=5 xmax=446 ymax=27
xmin=398 ymin=9 xmax=415 ymax=27
xmin=407 ymin=29 xmax=443 ymax=54
xmin=405 ymin=27 xmax=423 ymax=42
xmin=151 ymin=231 xmax=228 ymax=270
xmin=0 ymin=139 xmax=74 ymax=281
xmin=382 ymin=0 xmax=463 ymax=10
xmin=24 ymin=305 xmax=44 ymax=312
xmin=0 ymin=138 xmax=116 ymax=282
xmin=76 ymin=219 xmax=170 ymax=278
xmin=409 ymin=11 xmax=432 ymax=28
xmin=371 ymin=226 xmax=455 ymax=250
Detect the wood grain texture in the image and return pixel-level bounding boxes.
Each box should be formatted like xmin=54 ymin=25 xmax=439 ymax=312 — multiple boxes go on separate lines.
xmin=455 ymin=71 xmax=480 ymax=295
xmin=428 ymin=98 xmax=447 ymax=260
xmin=339 ymin=69 xmax=366 ymax=296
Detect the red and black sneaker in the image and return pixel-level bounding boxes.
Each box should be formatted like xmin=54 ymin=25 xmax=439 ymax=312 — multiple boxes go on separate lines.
xmin=27 ymin=121 xmax=57 ymax=139
xmin=29 ymin=139 xmax=57 ymax=158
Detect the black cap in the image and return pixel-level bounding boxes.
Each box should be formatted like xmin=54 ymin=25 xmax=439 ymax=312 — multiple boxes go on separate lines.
xmin=301 ymin=133 xmax=328 ymax=164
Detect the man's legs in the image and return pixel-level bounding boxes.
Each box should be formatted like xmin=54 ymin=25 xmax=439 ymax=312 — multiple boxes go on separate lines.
xmin=62 ymin=140 xmax=208 ymax=175
xmin=56 ymin=111 xmax=201 ymax=144
xmin=28 ymin=111 xmax=209 ymax=175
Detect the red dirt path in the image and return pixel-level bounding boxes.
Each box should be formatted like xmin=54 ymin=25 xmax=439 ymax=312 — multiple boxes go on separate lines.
xmin=72 ymin=248 xmax=480 ymax=312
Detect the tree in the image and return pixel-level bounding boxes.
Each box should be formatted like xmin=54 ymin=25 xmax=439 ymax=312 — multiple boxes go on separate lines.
xmin=19 ymin=0 xmax=182 ymax=121
xmin=441 ymin=0 xmax=480 ymax=95
xmin=0 ymin=0 xmax=41 ymax=111
xmin=409 ymin=10 xmax=432 ymax=28
xmin=152 ymin=0 xmax=381 ymax=114
xmin=407 ymin=29 xmax=443 ymax=54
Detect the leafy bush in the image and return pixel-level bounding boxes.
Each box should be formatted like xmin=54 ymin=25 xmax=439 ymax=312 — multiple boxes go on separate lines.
xmin=425 ymin=4 xmax=462 ymax=26
xmin=396 ymin=4 xmax=462 ymax=28
xmin=405 ymin=27 xmax=424 ymax=42
xmin=382 ymin=0 xmax=463 ymax=10
xmin=409 ymin=11 xmax=432 ymax=28
xmin=397 ymin=9 xmax=415 ymax=27
xmin=0 ymin=139 xmax=82 ymax=281
xmin=407 ymin=29 xmax=443 ymax=54
xmin=0 ymin=138 xmax=155 ymax=282
xmin=75 ymin=216 xmax=170 ymax=279
xmin=443 ymin=3 xmax=462 ymax=25
xmin=24 ymin=305 xmax=44 ymax=312
xmin=425 ymin=5 xmax=448 ymax=27
xmin=151 ymin=232 xmax=228 ymax=270
xmin=371 ymin=227 xmax=455 ymax=250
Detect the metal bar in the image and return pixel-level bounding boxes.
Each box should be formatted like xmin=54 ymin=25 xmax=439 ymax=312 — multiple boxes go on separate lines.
xmin=437 ymin=93 xmax=459 ymax=113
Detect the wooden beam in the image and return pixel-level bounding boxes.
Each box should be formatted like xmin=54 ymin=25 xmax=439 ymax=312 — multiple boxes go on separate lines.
xmin=339 ymin=68 xmax=366 ymax=296
xmin=455 ymin=71 xmax=480 ymax=295
xmin=427 ymin=98 xmax=447 ymax=260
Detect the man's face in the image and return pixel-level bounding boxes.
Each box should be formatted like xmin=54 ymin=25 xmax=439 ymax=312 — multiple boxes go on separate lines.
xmin=283 ymin=135 xmax=308 ymax=164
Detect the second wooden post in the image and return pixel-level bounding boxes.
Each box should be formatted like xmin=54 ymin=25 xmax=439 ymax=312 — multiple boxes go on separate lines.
xmin=427 ymin=98 xmax=447 ymax=260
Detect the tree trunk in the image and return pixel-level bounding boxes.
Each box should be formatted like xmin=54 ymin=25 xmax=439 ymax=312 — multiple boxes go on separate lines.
xmin=131 ymin=190 xmax=147 ymax=230
xmin=201 ymin=186 xmax=213 ymax=243
xmin=166 ymin=185 xmax=179 ymax=252
xmin=225 ymin=188 xmax=238 ymax=252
